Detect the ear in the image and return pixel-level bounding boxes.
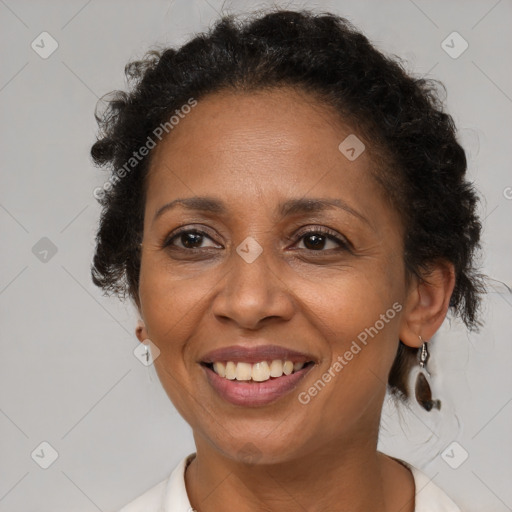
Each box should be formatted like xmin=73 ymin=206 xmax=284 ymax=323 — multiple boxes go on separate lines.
xmin=399 ymin=260 xmax=456 ymax=348
xmin=135 ymin=318 xmax=149 ymax=343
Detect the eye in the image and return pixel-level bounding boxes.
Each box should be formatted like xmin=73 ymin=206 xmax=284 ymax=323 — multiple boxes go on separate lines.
xmin=292 ymin=227 xmax=351 ymax=252
xmin=163 ymin=228 xmax=221 ymax=250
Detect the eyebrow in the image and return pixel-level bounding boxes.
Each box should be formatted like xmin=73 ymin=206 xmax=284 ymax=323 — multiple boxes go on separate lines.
xmin=153 ymin=196 xmax=371 ymax=226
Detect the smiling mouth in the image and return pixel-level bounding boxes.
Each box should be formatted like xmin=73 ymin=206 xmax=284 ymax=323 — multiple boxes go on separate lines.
xmin=201 ymin=360 xmax=315 ymax=383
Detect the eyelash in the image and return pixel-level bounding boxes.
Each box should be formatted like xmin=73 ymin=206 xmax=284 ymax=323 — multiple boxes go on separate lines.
xmin=162 ymin=225 xmax=351 ymax=253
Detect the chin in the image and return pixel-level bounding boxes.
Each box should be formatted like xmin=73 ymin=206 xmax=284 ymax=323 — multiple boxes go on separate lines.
xmin=211 ymin=434 xmax=307 ymax=466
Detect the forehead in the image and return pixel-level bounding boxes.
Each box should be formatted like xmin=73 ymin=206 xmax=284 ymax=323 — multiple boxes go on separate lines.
xmin=146 ymin=88 xmax=379 ymax=199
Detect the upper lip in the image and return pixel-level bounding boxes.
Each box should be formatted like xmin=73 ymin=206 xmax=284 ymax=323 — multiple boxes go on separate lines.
xmin=200 ymin=344 xmax=316 ymax=364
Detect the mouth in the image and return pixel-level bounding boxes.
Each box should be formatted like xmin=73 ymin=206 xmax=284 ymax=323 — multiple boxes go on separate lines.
xmin=198 ymin=344 xmax=317 ymax=406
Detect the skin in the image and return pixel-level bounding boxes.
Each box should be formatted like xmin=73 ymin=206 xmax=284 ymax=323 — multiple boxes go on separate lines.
xmin=135 ymin=87 xmax=455 ymax=512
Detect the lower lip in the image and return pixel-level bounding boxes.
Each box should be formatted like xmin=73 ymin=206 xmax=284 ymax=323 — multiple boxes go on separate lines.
xmin=202 ymin=364 xmax=314 ymax=407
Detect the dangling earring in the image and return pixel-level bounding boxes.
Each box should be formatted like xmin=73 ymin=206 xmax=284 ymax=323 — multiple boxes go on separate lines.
xmin=143 ymin=341 xmax=150 ymax=364
xmin=135 ymin=320 xmax=155 ymax=384
xmin=142 ymin=338 xmax=156 ymax=383
xmin=414 ymin=336 xmax=441 ymax=412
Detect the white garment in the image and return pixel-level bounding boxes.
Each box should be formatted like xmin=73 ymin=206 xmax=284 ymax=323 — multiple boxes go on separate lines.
xmin=118 ymin=453 xmax=461 ymax=512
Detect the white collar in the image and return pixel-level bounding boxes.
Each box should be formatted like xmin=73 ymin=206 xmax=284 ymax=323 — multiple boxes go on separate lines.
xmin=119 ymin=453 xmax=461 ymax=512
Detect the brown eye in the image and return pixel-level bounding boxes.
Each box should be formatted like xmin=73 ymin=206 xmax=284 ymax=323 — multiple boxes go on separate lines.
xmin=294 ymin=227 xmax=350 ymax=252
xmin=163 ymin=229 xmax=221 ymax=250
xmin=177 ymin=231 xmax=204 ymax=249
xmin=300 ymin=232 xmax=333 ymax=250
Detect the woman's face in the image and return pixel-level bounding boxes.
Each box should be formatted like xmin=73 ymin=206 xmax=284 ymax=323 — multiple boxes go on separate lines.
xmin=137 ymin=87 xmax=412 ymax=463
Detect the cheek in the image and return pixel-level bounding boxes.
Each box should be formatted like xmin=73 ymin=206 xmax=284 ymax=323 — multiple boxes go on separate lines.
xmin=297 ymin=266 xmax=403 ymax=386
xmin=139 ymin=264 xmax=210 ymax=423
xmin=139 ymin=249 xmax=206 ymax=314
xmin=138 ymin=260 xmax=206 ymax=358
xmin=299 ymin=262 xmax=401 ymax=333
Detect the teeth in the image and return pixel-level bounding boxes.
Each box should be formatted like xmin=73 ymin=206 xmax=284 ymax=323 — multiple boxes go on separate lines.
xmin=210 ymin=360 xmax=307 ymax=382
xmin=269 ymin=359 xmax=283 ymax=377
xmin=225 ymin=361 xmax=237 ymax=380
xmin=293 ymin=362 xmax=305 ymax=371
xmin=213 ymin=362 xmax=226 ymax=378
xmin=252 ymin=362 xmax=270 ymax=382
xmin=235 ymin=362 xmax=252 ymax=381
xmin=283 ymin=360 xmax=293 ymax=375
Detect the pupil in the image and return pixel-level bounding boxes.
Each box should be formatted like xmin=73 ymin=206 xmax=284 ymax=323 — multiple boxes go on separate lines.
xmin=182 ymin=232 xmax=202 ymax=248
xmin=304 ymin=234 xmax=325 ymax=250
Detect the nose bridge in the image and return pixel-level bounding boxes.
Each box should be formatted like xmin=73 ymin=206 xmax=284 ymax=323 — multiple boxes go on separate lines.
xmin=228 ymin=235 xmax=276 ymax=303
xmin=212 ymin=234 xmax=293 ymax=328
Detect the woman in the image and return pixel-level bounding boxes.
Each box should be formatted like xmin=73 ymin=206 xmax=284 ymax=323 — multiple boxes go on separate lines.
xmin=90 ymin=9 xmax=484 ymax=511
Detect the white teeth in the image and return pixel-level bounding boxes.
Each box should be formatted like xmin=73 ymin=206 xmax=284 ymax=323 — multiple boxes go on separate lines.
xmin=252 ymin=362 xmax=270 ymax=382
xmin=225 ymin=361 xmax=237 ymax=380
xmin=213 ymin=362 xmax=226 ymax=378
xmin=235 ymin=362 xmax=252 ymax=381
xmin=210 ymin=360 xmax=308 ymax=381
xmin=269 ymin=359 xmax=283 ymax=377
xmin=283 ymin=360 xmax=293 ymax=375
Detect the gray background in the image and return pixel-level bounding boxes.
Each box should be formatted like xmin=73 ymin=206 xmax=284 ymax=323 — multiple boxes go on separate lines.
xmin=1 ymin=0 xmax=511 ymax=510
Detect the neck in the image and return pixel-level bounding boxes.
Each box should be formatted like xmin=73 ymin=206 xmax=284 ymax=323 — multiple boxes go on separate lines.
xmin=185 ymin=433 xmax=415 ymax=512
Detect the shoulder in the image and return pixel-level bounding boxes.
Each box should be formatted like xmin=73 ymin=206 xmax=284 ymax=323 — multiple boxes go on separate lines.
xmin=117 ymin=453 xmax=195 ymax=512
xmin=409 ymin=465 xmax=462 ymax=512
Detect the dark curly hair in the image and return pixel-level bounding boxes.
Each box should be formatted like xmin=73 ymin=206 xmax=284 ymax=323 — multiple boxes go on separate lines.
xmin=90 ymin=8 xmax=485 ymax=402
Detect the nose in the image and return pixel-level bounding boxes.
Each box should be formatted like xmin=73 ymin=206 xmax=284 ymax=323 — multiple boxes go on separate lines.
xmin=211 ymin=245 xmax=295 ymax=330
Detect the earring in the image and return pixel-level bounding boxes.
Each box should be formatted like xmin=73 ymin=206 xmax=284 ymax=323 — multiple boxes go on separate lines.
xmin=143 ymin=341 xmax=150 ymax=364
xmin=414 ymin=336 xmax=441 ymax=412
xmin=135 ymin=320 xmax=155 ymax=383
xmin=142 ymin=339 xmax=155 ymax=383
